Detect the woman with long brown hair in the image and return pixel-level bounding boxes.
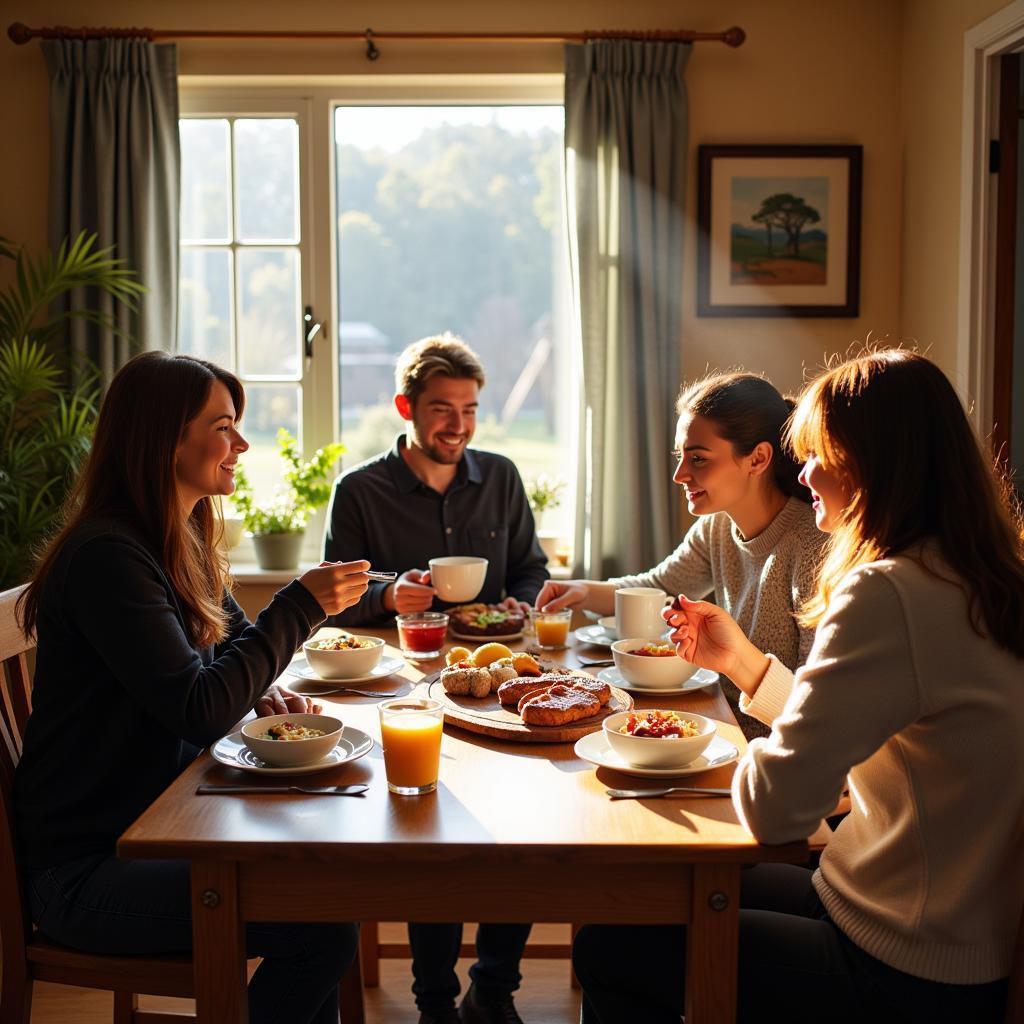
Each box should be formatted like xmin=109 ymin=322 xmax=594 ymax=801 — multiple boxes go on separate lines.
xmin=15 ymin=351 xmax=372 ymax=1024
xmin=573 ymin=351 xmax=1024 ymax=1022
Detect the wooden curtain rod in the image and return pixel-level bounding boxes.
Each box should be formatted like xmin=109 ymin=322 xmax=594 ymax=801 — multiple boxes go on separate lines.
xmin=7 ymin=22 xmax=745 ymax=60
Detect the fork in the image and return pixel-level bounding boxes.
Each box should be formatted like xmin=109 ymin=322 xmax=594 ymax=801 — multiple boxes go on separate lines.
xmin=196 ymin=784 xmax=368 ymax=796
xmin=606 ymin=786 xmax=732 ymax=800
xmin=576 ymin=656 xmax=613 ymax=667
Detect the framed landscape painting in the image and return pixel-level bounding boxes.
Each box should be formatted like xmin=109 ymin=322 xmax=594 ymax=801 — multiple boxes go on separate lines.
xmin=696 ymin=145 xmax=862 ymax=317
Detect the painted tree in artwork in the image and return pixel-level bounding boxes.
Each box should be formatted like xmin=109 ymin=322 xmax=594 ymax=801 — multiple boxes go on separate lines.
xmin=752 ymin=193 xmax=821 ymax=257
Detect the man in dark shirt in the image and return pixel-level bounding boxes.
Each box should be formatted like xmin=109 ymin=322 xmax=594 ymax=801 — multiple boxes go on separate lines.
xmin=322 ymin=333 xmax=547 ymax=1024
xmin=324 ymin=334 xmax=548 ymax=626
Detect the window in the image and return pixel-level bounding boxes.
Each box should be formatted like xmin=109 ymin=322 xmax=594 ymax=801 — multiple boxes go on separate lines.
xmin=178 ymin=113 xmax=305 ymax=501
xmin=334 ymin=104 xmax=574 ymax=535
xmin=177 ymin=83 xmax=575 ymax=555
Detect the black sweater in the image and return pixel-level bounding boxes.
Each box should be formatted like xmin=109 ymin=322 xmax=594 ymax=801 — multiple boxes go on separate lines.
xmin=14 ymin=515 xmax=325 ymax=869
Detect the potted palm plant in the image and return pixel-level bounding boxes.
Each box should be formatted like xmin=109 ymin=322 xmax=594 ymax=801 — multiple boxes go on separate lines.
xmin=230 ymin=428 xmax=344 ymax=571
xmin=0 ymin=232 xmax=144 ymax=590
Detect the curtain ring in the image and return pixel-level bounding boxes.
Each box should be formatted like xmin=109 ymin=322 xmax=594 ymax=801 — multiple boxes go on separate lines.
xmin=364 ymin=28 xmax=380 ymax=62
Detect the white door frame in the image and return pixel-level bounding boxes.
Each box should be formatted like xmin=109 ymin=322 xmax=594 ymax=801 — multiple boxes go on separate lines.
xmin=958 ymin=1 xmax=1024 ymax=431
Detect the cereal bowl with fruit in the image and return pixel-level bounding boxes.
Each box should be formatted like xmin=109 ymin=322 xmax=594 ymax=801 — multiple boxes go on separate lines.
xmin=611 ymin=639 xmax=699 ymax=688
xmin=303 ymin=634 xmax=385 ymax=679
xmin=240 ymin=713 xmax=344 ymax=768
xmin=602 ymin=710 xmax=716 ymax=769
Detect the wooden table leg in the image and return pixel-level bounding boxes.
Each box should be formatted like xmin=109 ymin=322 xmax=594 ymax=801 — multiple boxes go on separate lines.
xmin=685 ymin=863 xmax=740 ymax=1024
xmin=191 ymin=860 xmax=247 ymax=1024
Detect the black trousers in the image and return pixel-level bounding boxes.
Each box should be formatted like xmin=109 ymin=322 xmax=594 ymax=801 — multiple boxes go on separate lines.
xmin=572 ymin=864 xmax=1008 ymax=1024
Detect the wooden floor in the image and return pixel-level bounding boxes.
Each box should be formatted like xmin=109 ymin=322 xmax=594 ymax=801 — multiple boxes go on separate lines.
xmin=25 ymin=924 xmax=581 ymax=1023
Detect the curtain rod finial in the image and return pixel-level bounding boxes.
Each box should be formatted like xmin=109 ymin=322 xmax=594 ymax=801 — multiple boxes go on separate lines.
xmin=7 ymin=22 xmax=32 ymax=45
xmin=723 ymin=26 xmax=745 ymax=47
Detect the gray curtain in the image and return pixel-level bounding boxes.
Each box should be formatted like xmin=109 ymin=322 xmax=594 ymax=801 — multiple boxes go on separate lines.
xmin=564 ymin=40 xmax=689 ymax=578
xmin=43 ymin=39 xmax=180 ymax=385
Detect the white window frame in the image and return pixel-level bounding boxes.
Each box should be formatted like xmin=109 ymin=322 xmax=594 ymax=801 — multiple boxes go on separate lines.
xmin=179 ymin=76 xmax=566 ymax=567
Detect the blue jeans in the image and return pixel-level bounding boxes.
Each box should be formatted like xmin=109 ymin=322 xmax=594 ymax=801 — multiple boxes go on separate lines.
xmin=28 ymin=854 xmax=359 ymax=1024
xmin=408 ymin=922 xmax=532 ymax=1014
xmin=573 ymin=864 xmax=1008 ymax=1024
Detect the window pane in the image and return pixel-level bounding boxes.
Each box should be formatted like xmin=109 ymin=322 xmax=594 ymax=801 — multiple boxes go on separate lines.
xmin=178 ymin=248 xmax=232 ymax=367
xmin=335 ymin=105 xmax=573 ymax=536
xmin=237 ymin=384 xmax=301 ymax=503
xmin=235 ymin=119 xmax=299 ymax=242
xmin=236 ymin=249 xmax=300 ymax=377
xmin=180 ymin=120 xmax=230 ymax=242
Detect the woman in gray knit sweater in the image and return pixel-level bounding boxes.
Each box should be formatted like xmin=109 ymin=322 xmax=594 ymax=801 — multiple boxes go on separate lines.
xmin=536 ymin=373 xmax=824 ymax=736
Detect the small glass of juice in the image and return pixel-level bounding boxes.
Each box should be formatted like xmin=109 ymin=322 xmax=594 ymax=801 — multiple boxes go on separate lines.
xmin=529 ymin=608 xmax=572 ymax=650
xmin=396 ymin=611 xmax=450 ymax=660
xmin=378 ymin=697 xmax=444 ymax=795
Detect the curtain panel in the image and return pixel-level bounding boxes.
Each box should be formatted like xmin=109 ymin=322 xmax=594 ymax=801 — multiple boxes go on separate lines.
xmin=43 ymin=39 xmax=180 ymax=386
xmin=564 ymin=40 xmax=690 ymax=578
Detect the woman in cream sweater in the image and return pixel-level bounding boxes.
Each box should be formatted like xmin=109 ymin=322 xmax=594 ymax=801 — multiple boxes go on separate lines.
xmin=573 ymin=351 xmax=1024 ymax=1022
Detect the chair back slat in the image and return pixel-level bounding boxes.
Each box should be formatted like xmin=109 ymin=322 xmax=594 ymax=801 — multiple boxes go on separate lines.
xmin=0 ymin=584 xmax=35 ymax=994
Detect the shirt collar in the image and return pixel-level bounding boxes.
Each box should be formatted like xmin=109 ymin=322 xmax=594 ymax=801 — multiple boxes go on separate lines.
xmin=385 ymin=434 xmax=482 ymax=493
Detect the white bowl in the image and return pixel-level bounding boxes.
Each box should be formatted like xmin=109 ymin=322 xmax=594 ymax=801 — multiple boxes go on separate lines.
xmin=611 ymin=639 xmax=699 ymax=688
xmin=303 ymin=635 xmax=385 ymax=679
xmin=428 ymin=556 xmax=488 ymax=602
xmin=241 ymin=713 xmax=343 ymax=767
xmin=602 ymin=711 xmax=717 ymax=769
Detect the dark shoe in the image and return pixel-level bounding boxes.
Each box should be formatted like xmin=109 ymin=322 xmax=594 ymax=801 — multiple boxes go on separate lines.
xmin=418 ymin=1010 xmax=461 ymax=1024
xmin=459 ymin=982 xmax=524 ymax=1024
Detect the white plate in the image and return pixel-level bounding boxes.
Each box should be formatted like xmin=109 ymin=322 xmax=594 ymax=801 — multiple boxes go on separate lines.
xmin=596 ymin=665 xmax=720 ymax=694
xmin=284 ymin=654 xmax=405 ymax=686
xmin=574 ymin=624 xmax=618 ymax=648
xmin=597 ymin=615 xmax=618 ymax=633
xmin=574 ymin=730 xmax=739 ymax=778
xmin=449 ymin=628 xmax=524 ymax=643
xmin=211 ymin=726 xmax=374 ymax=776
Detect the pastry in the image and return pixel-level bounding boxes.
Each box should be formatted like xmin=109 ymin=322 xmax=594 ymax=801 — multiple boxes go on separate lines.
xmin=486 ymin=658 xmax=518 ymax=691
xmin=569 ymin=678 xmax=612 ymax=705
xmin=520 ymin=684 xmax=601 ymax=726
xmin=498 ymin=677 xmax=553 ymax=707
xmin=440 ymin=665 xmax=492 ymax=699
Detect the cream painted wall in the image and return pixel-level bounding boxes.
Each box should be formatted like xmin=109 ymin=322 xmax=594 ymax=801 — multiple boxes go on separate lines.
xmin=900 ymin=0 xmax=1012 ymax=390
xmin=0 ymin=0 xmax=909 ymax=399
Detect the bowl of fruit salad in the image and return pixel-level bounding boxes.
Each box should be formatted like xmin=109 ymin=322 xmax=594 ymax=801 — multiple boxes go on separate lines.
xmin=611 ymin=639 xmax=698 ymax=688
xmin=602 ymin=710 xmax=716 ymax=768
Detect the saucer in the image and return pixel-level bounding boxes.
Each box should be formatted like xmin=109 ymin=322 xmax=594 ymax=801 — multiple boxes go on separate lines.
xmin=574 ymin=731 xmax=739 ymax=778
xmin=597 ymin=615 xmax=618 ymax=634
xmin=211 ymin=726 xmax=374 ymax=776
xmin=596 ymin=665 xmax=720 ymax=694
xmin=574 ymin=624 xmax=618 ymax=648
xmin=285 ymin=654 xmax=405 ymax=686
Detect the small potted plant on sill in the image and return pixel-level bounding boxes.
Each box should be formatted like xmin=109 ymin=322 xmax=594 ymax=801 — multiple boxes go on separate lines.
xmin=526 ymin=474 xmax=567 ymax=565
xmin=230 ymin=428 xmax=344 ymax=571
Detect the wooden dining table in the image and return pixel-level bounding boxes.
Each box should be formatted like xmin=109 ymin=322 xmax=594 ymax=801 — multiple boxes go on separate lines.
xmin=118 ymin=622 xmax=815 ymax=1023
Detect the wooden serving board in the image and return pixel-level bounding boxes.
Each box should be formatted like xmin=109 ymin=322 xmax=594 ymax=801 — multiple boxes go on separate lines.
xmin=424 ymin=667 xmax=633 ymax=744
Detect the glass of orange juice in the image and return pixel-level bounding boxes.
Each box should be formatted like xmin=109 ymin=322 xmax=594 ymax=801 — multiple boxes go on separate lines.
xmin=529 ymin=608 xmax=572 ymax=649
xmin=378 ymin=697 xmax=444 ymax=795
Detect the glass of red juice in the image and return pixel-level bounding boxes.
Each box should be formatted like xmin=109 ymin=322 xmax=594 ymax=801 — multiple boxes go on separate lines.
xmin=396 ymin=612 xmax=450 ymax=660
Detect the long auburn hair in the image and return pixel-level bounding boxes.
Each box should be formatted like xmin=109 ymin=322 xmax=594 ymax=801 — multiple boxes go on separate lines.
xmin=788 ymin=349 xmax=1024 ymax=657
xmin=19 ymin=352 xmax=245 ymax=648
xmin=678 ymin=372 xmax=811 ymax=502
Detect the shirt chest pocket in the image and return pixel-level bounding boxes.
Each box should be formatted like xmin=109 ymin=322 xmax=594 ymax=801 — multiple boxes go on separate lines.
xmin=466 ymin=525 xmax=508 ymax=555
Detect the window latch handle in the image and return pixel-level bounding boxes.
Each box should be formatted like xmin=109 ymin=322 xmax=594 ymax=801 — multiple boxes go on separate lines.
xmin=303 ymin=306 xmax=322 ymax=358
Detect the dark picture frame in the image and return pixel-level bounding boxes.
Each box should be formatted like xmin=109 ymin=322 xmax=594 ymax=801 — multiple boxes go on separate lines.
xmin=696 ymin=144 xmax=863 ymax=317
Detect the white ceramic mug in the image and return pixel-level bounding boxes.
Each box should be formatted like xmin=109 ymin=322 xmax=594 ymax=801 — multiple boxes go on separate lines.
xmin=428 ymin=556 xmax=488 ymax=603
xmin=615 ymin=587 xmax=668 ymax=640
